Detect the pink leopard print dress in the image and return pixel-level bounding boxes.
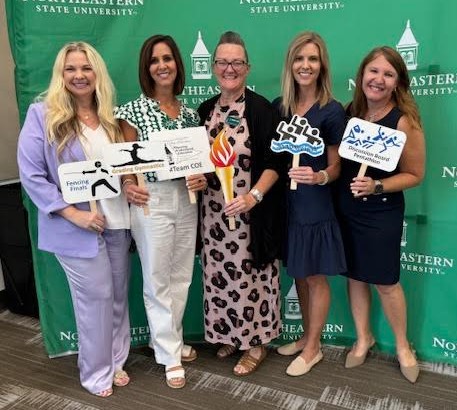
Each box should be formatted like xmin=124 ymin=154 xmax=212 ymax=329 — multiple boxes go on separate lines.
xmin=200 ymin=95 xmax=281 ymax=350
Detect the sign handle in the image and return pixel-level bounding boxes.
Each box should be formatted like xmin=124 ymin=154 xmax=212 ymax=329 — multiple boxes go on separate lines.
xmin=228 ymin=216 xmax=236 ymax=231
xmin=89 ymin=200 xmax=97 ymax=213
xmin=290 ymin=154 xmax=300 ymax=190
xmin=137 ymin=174 xmax=150 ymax=216
xmin=185 ymin=175 xmax=197 ymax=204
xmin=188 ymin=190 xmax=197 ymax=204
xmin=352 ymin=162 xmax=369 ymax=196
xmin=357 ymin=162 xmax=368 ymax=178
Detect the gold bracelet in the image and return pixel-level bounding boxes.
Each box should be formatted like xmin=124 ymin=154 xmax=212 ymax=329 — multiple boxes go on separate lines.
xmin=317 ymin=170 xmax=329 ymax=186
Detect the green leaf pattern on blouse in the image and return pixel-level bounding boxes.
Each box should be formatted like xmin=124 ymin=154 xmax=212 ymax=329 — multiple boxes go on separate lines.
xmin=115 ymin=94 xmax=200 ymax=182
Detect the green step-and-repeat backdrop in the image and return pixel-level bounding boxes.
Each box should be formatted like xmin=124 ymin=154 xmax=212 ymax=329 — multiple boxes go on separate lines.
xmin=6 ymin=0 xmax=457 ymax=363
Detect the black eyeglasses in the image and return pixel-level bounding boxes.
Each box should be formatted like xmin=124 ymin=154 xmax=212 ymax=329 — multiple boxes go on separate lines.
xmin=213 ymin=59 xmax=247 ymax=70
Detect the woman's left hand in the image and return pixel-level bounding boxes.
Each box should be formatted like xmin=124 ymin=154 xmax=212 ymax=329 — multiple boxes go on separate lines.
xmin=225 ymin=194 xmax=256 ymax=217
xmin=186 ymin=174 xmax=208 ymax=192
xmin=350 ymin=176 xmax=375 ymax=197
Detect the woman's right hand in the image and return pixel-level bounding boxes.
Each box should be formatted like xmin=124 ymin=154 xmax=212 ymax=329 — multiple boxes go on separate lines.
xmin=57 ymin=206 xmax=105 ymax=233
xmin=186 ymin=174 xmax=208 ymax=192
xmin=288 ymin=166 xmax=319 ymax=185
xmin=350 ymin=176 xmax=375 ymax=197
xmin=122 ymin=180 xmax=149 ymax=206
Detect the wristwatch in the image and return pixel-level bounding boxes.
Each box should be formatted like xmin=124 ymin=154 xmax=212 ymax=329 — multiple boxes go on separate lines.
xmin=373 ymin=180 xmax=384 ymax=195
xmin=249 ymin=188 xmax=264 ymax=203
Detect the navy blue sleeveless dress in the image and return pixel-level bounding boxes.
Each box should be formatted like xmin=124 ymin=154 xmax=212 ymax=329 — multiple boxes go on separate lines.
xmin=334 ymin=107 xmax=404 ymax=285
xmin=274 ymin=99 xmax=347 ymax=279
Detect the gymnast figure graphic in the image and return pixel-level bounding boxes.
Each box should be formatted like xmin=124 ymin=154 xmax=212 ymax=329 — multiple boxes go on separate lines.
xmin=112 ymin=143 xmax=164 ymax=167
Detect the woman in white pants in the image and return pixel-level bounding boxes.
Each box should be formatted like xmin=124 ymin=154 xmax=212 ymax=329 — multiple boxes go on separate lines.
xmin=116 ymin=34 xmax=207 ymax=389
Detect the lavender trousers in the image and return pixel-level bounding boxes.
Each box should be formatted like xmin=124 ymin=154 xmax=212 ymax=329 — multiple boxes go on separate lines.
xmin=131 ymin=179 xmax=197 ymax=367
xmin=56 ymin=229 xmax=131 ymax=394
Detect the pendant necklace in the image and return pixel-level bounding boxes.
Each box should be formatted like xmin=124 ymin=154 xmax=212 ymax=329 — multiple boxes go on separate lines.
xmin=367 ymin=103 xmax=391 ymax=122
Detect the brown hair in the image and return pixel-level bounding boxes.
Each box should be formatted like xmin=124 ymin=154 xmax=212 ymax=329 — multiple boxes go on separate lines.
xmin=138 ymin=34 xmax=185 ymax=97
xmin=350 ymin=46 xmax=422 ymax=129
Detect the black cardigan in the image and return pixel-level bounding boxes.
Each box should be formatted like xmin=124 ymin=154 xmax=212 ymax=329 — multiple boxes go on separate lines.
xmin=198 ymin=88 xmax=286 ymax=267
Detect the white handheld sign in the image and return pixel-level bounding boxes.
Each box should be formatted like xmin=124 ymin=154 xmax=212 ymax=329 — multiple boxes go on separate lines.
xmin=271 ymin=114 xmax=324 ymax=190
xmin=339 ymin=118 xmax=407 ymax=172
xmin=102 ymin=140 xmax=167 ymax=176
xmin=155 ymin=126 xmax=215 ymax=180
xmin=58 ymin=159 xmax=120 ymax=204
xmin=271 ymin=115 xmax=324 ymax=157
xmin=102 ymin=140 xmax=167 ymax=214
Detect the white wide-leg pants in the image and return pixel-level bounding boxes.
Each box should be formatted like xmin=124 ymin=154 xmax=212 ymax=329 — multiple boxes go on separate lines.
xmin=131 ymin=179 xmax=197 ymax=367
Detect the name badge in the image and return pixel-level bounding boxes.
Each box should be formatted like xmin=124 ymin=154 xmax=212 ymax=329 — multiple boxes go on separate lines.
xmin=226 ymin=115 xmax=241 ymax=127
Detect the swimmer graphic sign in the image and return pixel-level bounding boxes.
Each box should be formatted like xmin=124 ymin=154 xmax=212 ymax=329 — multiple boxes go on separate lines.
xmin=58 ymin=160 xmax=121 ymax=204
xmin=339 ymin=118 xmax=407 ymax=172
xmin=271 ymin=115 xmax=324 ymax=157
xmin=271 ymin=114 xmax=323 ymax=190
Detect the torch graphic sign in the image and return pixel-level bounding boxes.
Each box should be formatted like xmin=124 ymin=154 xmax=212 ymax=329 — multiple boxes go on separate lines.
xmin=209 ymin=128 xmax=237 ymax=230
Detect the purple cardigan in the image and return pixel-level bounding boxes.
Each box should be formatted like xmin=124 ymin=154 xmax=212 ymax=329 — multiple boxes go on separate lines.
xmin=17 ymin=102 xmax=99 ymax=258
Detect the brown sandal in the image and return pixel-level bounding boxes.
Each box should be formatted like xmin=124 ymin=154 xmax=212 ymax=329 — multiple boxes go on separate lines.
xmin=233 ymin=346 xmax=267 ymax=376
xmin=217 ymin=344 xmax=237 ymax=359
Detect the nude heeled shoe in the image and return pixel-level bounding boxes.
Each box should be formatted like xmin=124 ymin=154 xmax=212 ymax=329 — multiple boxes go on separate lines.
xmin=398 ymin=347 xmax=419 ymax=383
xmin=400 ymin=362 xmax=420 ymax=383
xmin=345 ymin=339 xmax=376 ymax=369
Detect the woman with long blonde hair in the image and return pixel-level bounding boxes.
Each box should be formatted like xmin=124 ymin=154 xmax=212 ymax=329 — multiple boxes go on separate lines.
xmin=274 ymin=31 xmax=346 ymax=376
xmin=18 ymin=41 xmax=131 ymax=397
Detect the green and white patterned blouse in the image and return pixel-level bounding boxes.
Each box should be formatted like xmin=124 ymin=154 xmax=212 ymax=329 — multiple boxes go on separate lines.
xmin=115 ymin=94 xmax=200 ymax=182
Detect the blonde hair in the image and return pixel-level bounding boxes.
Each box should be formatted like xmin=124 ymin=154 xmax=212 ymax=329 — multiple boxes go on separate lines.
xmin=280 ymin=31 xmax=333 ymax=116
xmin=350 ymin=46 xmax=422 ymax=130
xmin=41 ymin=41 xmax=122 ymax=154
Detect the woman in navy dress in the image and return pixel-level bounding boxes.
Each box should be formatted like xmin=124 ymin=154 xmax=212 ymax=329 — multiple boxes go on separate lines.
xmin=334 ymin=46 xmax=425 ymax=383
xmin=274 ymin=32 xmax=346 ymax=376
